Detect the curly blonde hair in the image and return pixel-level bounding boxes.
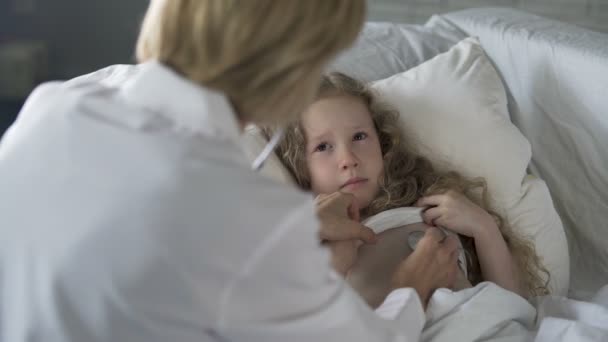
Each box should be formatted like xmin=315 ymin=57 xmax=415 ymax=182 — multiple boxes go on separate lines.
xmin=271 ymin=72 xmax=550 ymax=297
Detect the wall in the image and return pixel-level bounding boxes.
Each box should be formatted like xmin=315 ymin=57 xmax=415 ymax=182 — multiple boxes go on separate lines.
xmin=1 ymin=0 xmax=149 ymax=133
xmin=368 ymin=0 xmax=608 ymax=32
xmin=3 ymin=0 xmax=605 ymax=80
xmin=1 ymin=0 xmax=149 ymax=80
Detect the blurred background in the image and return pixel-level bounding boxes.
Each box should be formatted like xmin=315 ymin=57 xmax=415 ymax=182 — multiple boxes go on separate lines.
xmin=1 ymin=0 xmax=607 ymax=135
xmin=368 ymin=0 xmax=608 ymax=29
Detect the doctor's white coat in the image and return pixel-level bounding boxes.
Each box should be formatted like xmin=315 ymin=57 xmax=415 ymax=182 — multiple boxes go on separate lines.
xmin=0 ymin=62 xmax=425 ymax=342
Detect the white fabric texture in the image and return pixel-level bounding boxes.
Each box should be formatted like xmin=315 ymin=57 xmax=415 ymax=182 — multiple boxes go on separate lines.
xmin=396 ymin=281 xmax=608 ymax=341
xmin=422 ymin=283 xmax=536 ymax=341
xmin=328 ymin=22 xmax=462 ymax=83
xmin=434 ymin=7 xmax=608 ymax=299
xmin=374 ymin=288 xmax=425 ymax=324
xmin=370 ymin=37 xmax=569 ymax=295
xmin=533 ymin=288 xmax=608 ymax=341
xmin=0 ymin=62 xmax=426 ymax=342
xmin=371 ymin=37 xmax=528 ymax=208
xmin=361 ymin=207 xmax=425 ymax=234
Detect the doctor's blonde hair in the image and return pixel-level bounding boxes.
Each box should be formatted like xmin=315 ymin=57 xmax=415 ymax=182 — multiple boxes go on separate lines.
xmin=272 ymin=72 xmax=550 ymax=298
xmin=136 ymin=0 xmax=365 ymax=125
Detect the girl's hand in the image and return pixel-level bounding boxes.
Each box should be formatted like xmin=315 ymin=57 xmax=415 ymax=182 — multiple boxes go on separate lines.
xmin=415 ymin=190 xmax=496 ymax=238
xmin=417 ymin=191 xmax=526 ymax=297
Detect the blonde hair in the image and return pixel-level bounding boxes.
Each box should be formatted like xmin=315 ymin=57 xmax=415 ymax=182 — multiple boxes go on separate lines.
xmin=136 ymin=0 xmax=365 ymax=125
xmin=272 ymin=72 xmax=550 ymax=297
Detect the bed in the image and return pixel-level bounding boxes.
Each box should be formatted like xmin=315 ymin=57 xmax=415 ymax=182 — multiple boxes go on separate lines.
xmin=247 ymin=7 xmax=608 ymax=340
xmin=436 ymin=8 xmax=608 ymax=302
xmin=329 ymin=6 xmax=608 ymax=301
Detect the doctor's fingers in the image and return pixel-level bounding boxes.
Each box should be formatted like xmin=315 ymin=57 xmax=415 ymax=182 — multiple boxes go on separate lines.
xmin=433 ymin=237 xmax=460 ymax=286
xmin=331 ymin=192 xmax=361 ymax=221
xmin=317 ymin=192 xmax=360 ymax=221
xmin=314 ymin=192 xmax=336 ymax=204
xmin=315 ymin=191 xmax=347 ymax=206
xmin=434 ymin=235 xmax=459 ymax=264
xmin=447 ymin=250 xmax=460 ymax=287
xmin=418 ymin=229 xmax=458 ymax=254
xmin=319 ymin=221 xmax=377 ymax=244
xmin=435 ymin=236 xmax=459 ymax=265
xmin=442 ymin=235 xmax=460 ymax=254
xmin=418 ymin=227 xmax=446 ymax=247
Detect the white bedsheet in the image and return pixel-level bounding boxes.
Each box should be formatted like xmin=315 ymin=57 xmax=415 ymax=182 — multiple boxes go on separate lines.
xmin=428 ymin=7 xmax=608 ymax=300
xmin=419 ymin=282 xmax=608 ymax=341
xmin=328 ymin=22 xmax=461 ymax=82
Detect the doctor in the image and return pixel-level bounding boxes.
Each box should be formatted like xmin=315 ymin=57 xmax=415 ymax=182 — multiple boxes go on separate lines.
xmin=0 ymin=1 xmax=460 ymax=341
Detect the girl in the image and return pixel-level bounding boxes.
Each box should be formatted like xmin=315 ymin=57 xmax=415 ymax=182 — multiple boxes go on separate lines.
xmin=271 ymin=72 xmax=549 ymax=305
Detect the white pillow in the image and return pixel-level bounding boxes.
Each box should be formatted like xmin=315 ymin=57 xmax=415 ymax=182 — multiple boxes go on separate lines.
xmin=242 ymin=37 xmax=569 ymax=295
xmin=328 ymin=22 xmax=463 ymax=83
xmin=371 ymin=37 xmax=569 ymax=295
xmin=371 ymin=37 xmax=527 ymax=209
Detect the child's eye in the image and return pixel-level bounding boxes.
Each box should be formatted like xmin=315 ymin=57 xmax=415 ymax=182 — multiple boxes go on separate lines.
xmin=314 ymin=142 xmax=331 ymax=152
xmin=353 ymin=132 xmax=368 ymax=141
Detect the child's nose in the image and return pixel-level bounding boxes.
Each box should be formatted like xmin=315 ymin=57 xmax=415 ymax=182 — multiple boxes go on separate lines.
xmin=339 ymin=149 xmax=359 ymax=170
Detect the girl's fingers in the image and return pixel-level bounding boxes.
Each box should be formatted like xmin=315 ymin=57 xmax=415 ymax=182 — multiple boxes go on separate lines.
xmin=422 ymin=207 xmax=442 ymax=226
xmin=416 ymin=194 xmax=445 ymax=208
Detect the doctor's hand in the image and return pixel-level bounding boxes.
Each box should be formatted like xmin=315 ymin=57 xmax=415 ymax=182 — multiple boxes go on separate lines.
xmin=390 ymin=227 xmax=460 ymax=310
xmin=315 ymin=192 xmax=377 ymax=276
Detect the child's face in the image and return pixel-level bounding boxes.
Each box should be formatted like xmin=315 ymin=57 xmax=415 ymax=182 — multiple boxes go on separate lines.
xmin=302 ymin=95 xmax=384 ymax=209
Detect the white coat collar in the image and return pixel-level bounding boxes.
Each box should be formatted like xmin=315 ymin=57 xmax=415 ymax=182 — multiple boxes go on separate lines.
xmin=121 ymin=61 xmax=243 ymax=145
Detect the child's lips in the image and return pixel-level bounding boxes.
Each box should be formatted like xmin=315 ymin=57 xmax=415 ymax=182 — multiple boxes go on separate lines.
xmin=341 ymin=177 xmax=368 ymax=189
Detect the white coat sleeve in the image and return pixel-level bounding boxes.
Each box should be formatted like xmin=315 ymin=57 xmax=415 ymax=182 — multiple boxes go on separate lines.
xmin=215 ymin=201 xmax=425 ymax=342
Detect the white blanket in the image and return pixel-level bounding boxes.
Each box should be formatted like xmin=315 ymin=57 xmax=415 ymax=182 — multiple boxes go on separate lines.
xmin=420 ymin=283 xmax=608 ymax=341
xmin=434 ymin=7 xmax=608 ymax=299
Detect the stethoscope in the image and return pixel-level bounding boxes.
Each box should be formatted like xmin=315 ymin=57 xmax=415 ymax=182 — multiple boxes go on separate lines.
xmin=251 ymin=127 xmax=285 ymax=172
